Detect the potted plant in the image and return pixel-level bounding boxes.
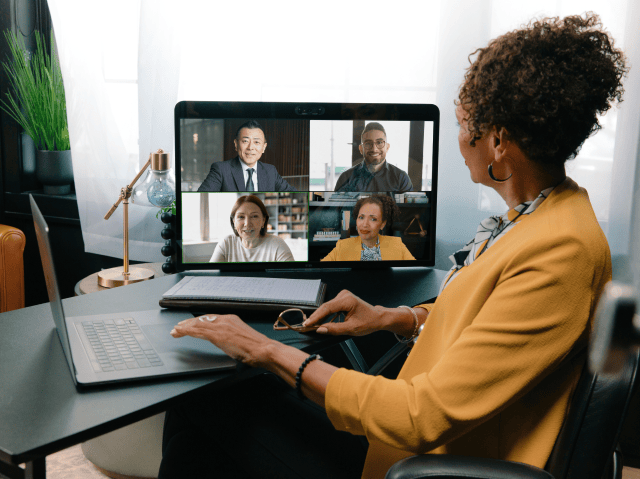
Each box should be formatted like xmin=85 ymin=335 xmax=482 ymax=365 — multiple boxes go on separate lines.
xmin=1 ymin=30 xmax=72 ymax=195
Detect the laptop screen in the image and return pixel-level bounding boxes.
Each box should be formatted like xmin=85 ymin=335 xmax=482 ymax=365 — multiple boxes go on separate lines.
xmin=174 ymin=101 xmax=439 ymax=271
xmin=30 ymin=195 xmax=78 ymax=380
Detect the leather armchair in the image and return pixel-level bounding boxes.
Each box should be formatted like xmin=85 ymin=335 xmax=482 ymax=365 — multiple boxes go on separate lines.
xmin=0 ymin=224 xmax=26 ymax=313
xmin=385 ymin=350 xmax=640 ymax=479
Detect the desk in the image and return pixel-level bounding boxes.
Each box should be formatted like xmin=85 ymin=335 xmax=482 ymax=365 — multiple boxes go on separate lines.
xmin=0 ymin=267 xmax=447 ymax=479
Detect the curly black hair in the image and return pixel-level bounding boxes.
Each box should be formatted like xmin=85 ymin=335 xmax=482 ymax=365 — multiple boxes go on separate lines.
xmin=353 ymin=195 xmax=400 ymax=233
xmin=457 ymin=13 xmax=627 ymax=166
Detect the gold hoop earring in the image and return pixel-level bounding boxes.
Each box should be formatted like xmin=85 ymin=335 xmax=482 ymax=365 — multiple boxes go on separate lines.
xmin=488 ymin=162 xmax=512 ymax=183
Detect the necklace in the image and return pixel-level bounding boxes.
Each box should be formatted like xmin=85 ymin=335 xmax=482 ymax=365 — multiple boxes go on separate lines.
xmin=361 ymin=237 xmax=380 ymax=250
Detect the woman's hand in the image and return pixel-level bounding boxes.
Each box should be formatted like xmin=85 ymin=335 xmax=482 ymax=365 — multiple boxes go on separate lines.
xmin=171 ymin=314 xmax=276 ymax=368
xmin=303 ymin=290 xmax=390 ymax=336
xmin=172 ymin=314 xmax=339 ymax=408
xmin=304 ymin=290 xmax=428 ymax=338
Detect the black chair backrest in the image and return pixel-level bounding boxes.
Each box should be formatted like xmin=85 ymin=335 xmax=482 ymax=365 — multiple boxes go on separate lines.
xmin=545 ymin=350 xmax=640 ymax=479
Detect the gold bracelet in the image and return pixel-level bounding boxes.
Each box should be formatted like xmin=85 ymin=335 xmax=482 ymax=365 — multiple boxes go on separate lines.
xmin=394 ymin=305 xmax=420 ymax=343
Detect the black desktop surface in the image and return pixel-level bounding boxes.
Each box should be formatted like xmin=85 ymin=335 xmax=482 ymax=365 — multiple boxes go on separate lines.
xmin=0 ymin=267 xmax=446 ymax=467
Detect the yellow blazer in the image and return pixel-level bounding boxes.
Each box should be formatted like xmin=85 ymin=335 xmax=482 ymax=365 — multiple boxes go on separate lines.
xmin=321 ymin=235 xmax=415 ymax=261
xmin=324 ymin=178 xmax=611 ymax=478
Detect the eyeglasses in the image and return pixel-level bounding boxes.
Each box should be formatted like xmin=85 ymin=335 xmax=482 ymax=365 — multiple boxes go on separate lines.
xmin=362 ymin=139 xmax=386 ymax=150
xmin=273 ymin=308 xmax=341 ymax=333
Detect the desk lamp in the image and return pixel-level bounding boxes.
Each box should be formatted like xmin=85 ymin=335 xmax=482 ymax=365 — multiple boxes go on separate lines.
xmin=97 ymin=149 xmax=176 ymax=288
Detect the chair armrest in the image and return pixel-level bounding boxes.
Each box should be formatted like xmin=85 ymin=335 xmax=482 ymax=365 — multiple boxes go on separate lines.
xmin=385 ymin=454 xmax=555 ymax=479
xmin=0 ymin=224 xmax=26 ymax=313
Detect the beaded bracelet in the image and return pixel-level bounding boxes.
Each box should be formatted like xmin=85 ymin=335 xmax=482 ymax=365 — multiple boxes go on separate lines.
xmin=393 ymin=305 xmax=420 ymax=344
xmin=296 ymin=354 xmax=323 ymax=399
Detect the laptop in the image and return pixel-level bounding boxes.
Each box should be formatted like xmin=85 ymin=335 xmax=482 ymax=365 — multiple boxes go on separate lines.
xmin=30 ymin=194 xmax=237 ymax=387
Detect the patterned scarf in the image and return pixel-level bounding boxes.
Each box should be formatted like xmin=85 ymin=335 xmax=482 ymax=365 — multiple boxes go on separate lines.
xmin=361 ymin=238 xmax=382 ymax=261
xmin=439 ymin=185 xmax=555 ymax=294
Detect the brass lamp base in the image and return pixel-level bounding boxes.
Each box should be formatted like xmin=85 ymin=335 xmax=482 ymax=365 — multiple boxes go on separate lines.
xmin=97 ymin=266 xmax=155 ymax=288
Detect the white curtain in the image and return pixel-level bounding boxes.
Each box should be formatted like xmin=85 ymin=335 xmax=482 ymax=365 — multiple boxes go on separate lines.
xmin=48 ymin=0 xmax=165 ymax=262
xmin=48 ymin=0 xmax=640 ymax=273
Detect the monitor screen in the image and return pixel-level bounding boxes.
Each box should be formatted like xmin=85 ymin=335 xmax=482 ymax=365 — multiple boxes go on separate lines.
xmin=174 ymin=101 xmax=439 ymax=271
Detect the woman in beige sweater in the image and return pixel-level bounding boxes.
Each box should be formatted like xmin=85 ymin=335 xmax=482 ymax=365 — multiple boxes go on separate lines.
xmin=160 ymin=14 xmax=627 ymax=479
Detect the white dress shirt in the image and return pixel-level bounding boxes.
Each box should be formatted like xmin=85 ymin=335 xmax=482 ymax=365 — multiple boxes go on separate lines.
xmin=239 ymin=158 xmax=259 ymax=192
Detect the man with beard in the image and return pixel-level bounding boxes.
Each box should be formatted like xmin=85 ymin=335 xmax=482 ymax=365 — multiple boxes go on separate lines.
xmin=334 ymin=122 xmax=412 ymax=193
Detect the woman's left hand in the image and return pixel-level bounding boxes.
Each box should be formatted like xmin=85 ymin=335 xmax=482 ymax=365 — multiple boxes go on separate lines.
xmin=171 ymin=314 xmax=276 ymax=368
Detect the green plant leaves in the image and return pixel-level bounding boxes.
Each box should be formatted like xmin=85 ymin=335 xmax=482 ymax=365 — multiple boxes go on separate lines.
xmin=1 ymin=30 xmax=70 ymax=151
xmin=156 ymin=200 xmax=176 ymax=219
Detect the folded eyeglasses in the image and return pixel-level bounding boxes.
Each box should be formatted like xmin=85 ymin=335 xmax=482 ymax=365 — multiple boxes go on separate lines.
xmin=273 ymin=308 xmax=342 ymax=333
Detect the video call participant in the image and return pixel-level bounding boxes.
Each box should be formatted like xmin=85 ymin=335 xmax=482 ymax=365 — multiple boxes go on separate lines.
xmin=334 ymin=122 xmax=412 ymax=193
xmin=198 ymin=120 xmax=296 ymax=192
xmin=210 ymin=195 xmax=294 ymax=263
xmin=322 ymin=195 xmax=414 ymax=261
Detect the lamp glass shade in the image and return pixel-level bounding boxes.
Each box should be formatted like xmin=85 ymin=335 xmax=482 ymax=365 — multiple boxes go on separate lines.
xmin=132 ymin=169 xmax=175 ymax=207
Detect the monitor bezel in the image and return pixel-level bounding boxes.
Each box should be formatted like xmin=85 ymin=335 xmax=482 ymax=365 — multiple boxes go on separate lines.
xmin=173 ymin=100 xmax=439 ymax=272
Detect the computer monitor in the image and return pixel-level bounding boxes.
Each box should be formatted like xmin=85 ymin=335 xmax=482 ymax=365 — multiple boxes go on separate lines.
xmin=174 ymin=101 xmax=439 ymax=271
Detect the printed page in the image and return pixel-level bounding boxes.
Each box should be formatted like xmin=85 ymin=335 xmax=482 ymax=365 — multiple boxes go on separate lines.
xmin=163 ymin=276 xmax=322 ymax=305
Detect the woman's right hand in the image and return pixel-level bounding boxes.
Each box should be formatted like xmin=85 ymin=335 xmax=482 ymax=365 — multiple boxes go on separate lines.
xmin=303 ymin=290 xmax=390 ymax=336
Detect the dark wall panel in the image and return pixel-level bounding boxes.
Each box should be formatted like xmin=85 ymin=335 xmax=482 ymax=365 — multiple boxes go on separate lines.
xmin=351 ymin=120 xmax=365 ymax=166
xmin=408 ymin=121 xmax=425 ymax=191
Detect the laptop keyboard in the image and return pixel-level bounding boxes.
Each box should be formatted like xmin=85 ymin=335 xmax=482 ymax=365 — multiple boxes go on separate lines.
xmin=81 ymin=318 xmax=164 ymax=373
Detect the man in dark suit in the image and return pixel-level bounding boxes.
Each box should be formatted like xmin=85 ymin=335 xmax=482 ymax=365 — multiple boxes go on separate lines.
xmin=197 ymin=120 xmax=296 ymax=192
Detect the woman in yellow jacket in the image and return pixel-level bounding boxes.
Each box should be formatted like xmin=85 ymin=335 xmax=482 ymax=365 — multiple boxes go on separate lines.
xmin=162 ymin=14 xmax=626 ymax=479
xmin=321 ymin=195 xmax=415 ymax=262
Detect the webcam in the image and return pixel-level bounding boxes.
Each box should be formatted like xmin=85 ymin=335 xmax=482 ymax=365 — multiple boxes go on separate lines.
xmin=295 ymin=106 xmax=325 ymax=116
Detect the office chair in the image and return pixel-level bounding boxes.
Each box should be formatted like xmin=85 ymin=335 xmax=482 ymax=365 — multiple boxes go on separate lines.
xmin=0 ymin=224 xmax=26 ymax=313
xmin=385 ymin=349 xmax=640 ymax=479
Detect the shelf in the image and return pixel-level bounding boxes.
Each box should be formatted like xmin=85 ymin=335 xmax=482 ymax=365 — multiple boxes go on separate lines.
xmin=309 ymin=201 xmax=428 ymax=208
xmin=257 ymin=192 xmax=308 ymax=240
xmin=309 ymin=201 xmax=356 ymax=207
xmin=4 ymin=191 xmax=80 ymax=225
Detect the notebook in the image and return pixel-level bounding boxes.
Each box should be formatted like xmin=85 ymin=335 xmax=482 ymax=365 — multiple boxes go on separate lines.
xmin=159 ymin=276 xmax=326 ymax=314
xmin=163 ymin=276 xmax=324 ymax=304
xmin=30 ymin=195 xmax=237 ymax=387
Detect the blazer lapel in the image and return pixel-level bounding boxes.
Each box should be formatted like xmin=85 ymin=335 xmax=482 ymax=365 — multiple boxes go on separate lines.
xmin=230 ymin=157 xmax=246 ymax=191
xmin=378 ymin=235 xmax=390 ymax=259
xmin=256 ymin=162 xmax=270 ymax=191
xmin=347 ymin=237 xmax=363 ymax=261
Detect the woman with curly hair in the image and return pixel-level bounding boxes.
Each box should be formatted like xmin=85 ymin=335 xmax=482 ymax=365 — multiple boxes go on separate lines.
xmin=160 ymin=13 xmax=626 ymax=479
xmin=321 ymin=195 xmax=415 ymax=261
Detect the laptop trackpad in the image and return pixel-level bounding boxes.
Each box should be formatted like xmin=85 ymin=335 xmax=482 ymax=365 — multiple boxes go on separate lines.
xmin=142 ymin=323 xmax=226 ymax=357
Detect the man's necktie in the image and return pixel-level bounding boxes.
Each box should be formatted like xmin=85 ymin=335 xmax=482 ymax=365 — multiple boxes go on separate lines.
xmin=246 ymin=168 xmax=255 ymax=191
